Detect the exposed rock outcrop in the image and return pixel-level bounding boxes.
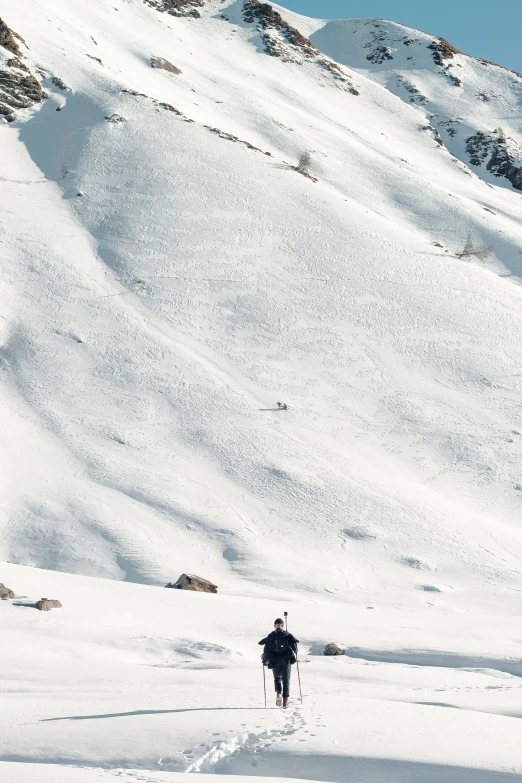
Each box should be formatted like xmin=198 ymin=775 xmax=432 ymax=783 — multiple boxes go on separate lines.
xmin=205 ymin=125 xmax=272 ymax=156
xmin=51 ymin=76 xmax=68 ymax=90
xmin=428 ymin=37 xmax=461 ymax=67
xmin=426 ymin=39 xmax=463 ymax=87
xmin=244 ymin=1 xmax=316 ymax=57
xmin=105 ymin=113 xmax=126 ymax=123
xmin=0 ymin=18 xmax=45 ymax=122
xmin=422 ymin=121 xmax=444 ymax=147
xmin=36 ymin=598 xmax=62 ymax=611
xmin=0 ymin=63 xmax=44 ymax=121
xmin=428 ymin=35 xmax=522 ymax=81
xmin=166 ymin=574 xmax=218 ymax=593
xmin=0 ymin=583 xmax=14 ymax=600
xmin=243 ymin=1 xmax=359 ymax=94
xmin=145 ymin=0 xmax=205 ymax=18
xmin=466 ymin=128 xmax=522 ymax=191
xmin=396 ymin=75 xmax=427 ymax=105
xmin=151 ymin=56 xmax=182 ymax=74
xmin=366 ymin=45 xmax=393 ymax=65
xmin=360 ymin=21 xmax=394 ymax=65
xmin=324 ymin=643 xmax=344 ymax=656
xmin=0 ymin=17 xmax=22 ymax=56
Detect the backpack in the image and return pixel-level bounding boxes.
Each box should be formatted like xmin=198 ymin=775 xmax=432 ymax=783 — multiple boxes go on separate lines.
xmin=267 ymin=631 xmax=296 ymax=662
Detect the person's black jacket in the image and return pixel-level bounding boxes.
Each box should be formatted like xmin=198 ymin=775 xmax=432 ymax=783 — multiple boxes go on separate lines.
xmin=259 ymin=629 xmax=299 ymax=665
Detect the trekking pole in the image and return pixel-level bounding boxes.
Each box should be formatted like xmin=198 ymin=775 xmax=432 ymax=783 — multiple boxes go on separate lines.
xmin=262 ymin=661 xmax=267 ymax=708
xmin=296 ymin=653 xmax=303 ymax=704
xmin=285 ymin=611 xmax=303 ymax=704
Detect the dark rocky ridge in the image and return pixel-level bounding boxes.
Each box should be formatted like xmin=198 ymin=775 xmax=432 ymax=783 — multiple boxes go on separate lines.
xmin=428 ymin=37 xmax=461 ymax=67
xmin=144 ymin=0 xmax=205 ymax=17
xmin=0 ymin=17 xmax=21 ymax=56
xmin=0 ymin=16 xmax=45 ymax=121
xmin=243 ymin=1 xmax=358 ymax=94
xmin=428 ymin=34 xmax=522 ymax=82
xmin=244 ymin=0 xmax=317 ymax=56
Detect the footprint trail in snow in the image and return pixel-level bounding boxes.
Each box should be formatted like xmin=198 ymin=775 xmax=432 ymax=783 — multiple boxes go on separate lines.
xmin=183 ymin=708 xmax=307 ymax=773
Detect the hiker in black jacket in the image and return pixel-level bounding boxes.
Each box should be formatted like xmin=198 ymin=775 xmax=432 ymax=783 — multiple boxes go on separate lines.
xmin=259 ymin=618 xmax=299 ymax=708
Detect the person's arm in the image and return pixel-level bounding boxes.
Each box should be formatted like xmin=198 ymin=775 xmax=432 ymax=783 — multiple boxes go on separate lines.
xmin=259 ymin=635 xmax=270 ymax=662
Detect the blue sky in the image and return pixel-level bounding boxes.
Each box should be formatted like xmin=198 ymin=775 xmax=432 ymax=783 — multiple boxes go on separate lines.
xmin=278 ymin=0 xmax=522 ymax=74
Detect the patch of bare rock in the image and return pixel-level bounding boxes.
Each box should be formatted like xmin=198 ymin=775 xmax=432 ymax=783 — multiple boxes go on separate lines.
xmin=0 ymin=17 xmax=46 ymax=121
xmin=324 ymin=643 xmax=344 ymax=656
xmin=205 ymin=125 xmax=273 ymax=156
xmin=151 ymin=56 xmax=182 ymax=74
xmin=122 ymin=88 xmax=186 ymax=116
xmin=145 ymin=0 xmax=205 ymax=18
xmin=428 ymin=37 xmax=461 ymax=67
xmin=36 ymin=598 xmax=62 ymax=611
xmin=1 ymin=581 xmax=62 ymax=609
xmin=243 ymin=1 xmax=359 ymax=94
xmin=466 ymin=128 xmax=522 ymax=191
xmin=166 ymin=574 xmax=218 ymax=593
xmin=0 ymin=583 xmax=14 ymax=600
xmin=0 ymin=17 xmax=22 ymax=55
xmin=0 ymin=20 xmax=45 ymax=122
xmin=105 ymin=113 xmax=126 ymax=123
xmin=51 ymin=76 xmax=68 ymax=90
xmin=426 ymin=38 xmax=462 ymax=86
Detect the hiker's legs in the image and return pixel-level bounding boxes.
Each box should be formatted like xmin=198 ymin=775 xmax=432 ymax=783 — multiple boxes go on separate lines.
xmin=281 ymin=660 xmax=291 ymax=699
xmin=272 ymin=661 xmax=283 ymax=694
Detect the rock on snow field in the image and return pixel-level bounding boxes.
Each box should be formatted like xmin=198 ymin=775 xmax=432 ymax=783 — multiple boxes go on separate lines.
xmin=1 ymin=0 xmax=522 ymax=781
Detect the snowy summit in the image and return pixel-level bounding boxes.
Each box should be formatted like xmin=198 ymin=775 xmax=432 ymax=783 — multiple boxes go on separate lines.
xmin=1 ymin=1 xmax=522 ymax=781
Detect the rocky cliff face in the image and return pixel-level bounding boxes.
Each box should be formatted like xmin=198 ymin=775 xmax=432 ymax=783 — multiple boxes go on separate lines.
xmin=144 ymin=0 xmax=206 ymax=18
xmin=0 ymin=17 xmax=44 ymax=121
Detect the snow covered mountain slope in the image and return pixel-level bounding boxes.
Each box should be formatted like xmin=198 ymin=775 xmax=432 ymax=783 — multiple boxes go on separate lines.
xmin=1 ymin=0 xmax=522 ymax=611
xmin=308 ymin=17 xmax=522 ymax=192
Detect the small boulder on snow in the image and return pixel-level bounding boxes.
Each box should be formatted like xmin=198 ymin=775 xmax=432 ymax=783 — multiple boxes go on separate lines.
xmin=151 ymin=56 xmax=182 ymax=75
xmin=401 ymin=556 xmax=433 ymax=571
xmin=0 ymin=583 xmax=14 ymax=600
xmin=166 ymin=574 xmax=218 ymax=593
xmin=324 ymin=642 xmax=344 ymax=656
xmin=36 ymin=598 xmax=62 ymax=611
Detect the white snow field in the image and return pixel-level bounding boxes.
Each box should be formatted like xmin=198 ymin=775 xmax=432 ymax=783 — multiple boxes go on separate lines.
xmin=1 ymin=563 xmax=522 ymax=782
xmin=1 ymin=0 xmax=522 ymax=780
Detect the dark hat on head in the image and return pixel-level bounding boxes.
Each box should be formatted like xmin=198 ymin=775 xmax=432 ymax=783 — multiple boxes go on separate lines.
xmin=274 ymin=618 xmax=284 ymax=625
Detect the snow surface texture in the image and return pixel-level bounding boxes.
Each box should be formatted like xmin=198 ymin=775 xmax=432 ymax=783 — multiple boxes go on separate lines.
xmin=2 ymin=0 xmax=522 ymax=601
xmin=1 ymin=564 xmax=522 ymax=782
xmin=1 ymin=0 xmax=522 ymax=780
